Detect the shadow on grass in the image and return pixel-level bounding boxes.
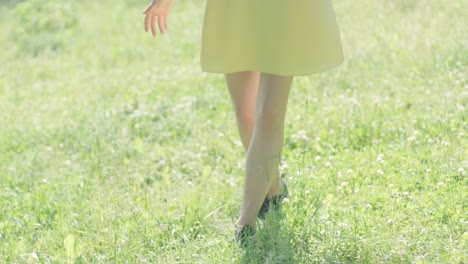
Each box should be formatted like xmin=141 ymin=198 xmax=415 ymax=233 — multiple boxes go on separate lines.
xmin=239 ymin=211 xmax=296 ymax=264
xmin=237 ymin=192 xmax=325 ymax=263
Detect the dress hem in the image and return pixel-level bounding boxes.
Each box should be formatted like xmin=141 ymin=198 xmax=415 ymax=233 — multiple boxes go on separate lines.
xmin=200 ymin=59 xmax=344 ymax=77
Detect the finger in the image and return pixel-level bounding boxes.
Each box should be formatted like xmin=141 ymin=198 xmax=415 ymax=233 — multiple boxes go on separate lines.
xmin=163 ymin=15 xmax=168 ymax=32
xmin=144 ymin=14 xmax=151 ymax=32
xmin=151 ymin=15 xmax=157 ymax=37
xmin=158 ymin=16 xmax=164 ymax=34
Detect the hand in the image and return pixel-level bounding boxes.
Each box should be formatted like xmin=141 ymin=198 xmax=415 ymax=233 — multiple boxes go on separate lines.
xmin=143 ymin=0 xmax=174 ymax=37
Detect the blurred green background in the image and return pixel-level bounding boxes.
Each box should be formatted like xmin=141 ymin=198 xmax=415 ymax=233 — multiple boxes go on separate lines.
xmin=0 ymin=0 xmax=466 ymax=263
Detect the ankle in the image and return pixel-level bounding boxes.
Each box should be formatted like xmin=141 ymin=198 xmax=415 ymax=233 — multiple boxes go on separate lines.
xmin=266 ymin=177 xmax=283 ymax=198
xmin=237 ymin=217 xmax=256 ymax=230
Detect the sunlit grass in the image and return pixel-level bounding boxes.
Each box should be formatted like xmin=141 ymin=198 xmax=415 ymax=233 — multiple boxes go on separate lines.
xmin=0 ymin=0 xmax=466 ymax=263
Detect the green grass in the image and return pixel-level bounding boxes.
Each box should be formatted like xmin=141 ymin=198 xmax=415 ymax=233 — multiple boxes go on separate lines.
xmin=0 ymin=0 xmax=467 ymax=263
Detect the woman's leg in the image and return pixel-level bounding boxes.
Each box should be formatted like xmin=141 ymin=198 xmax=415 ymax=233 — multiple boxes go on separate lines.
xmin=224 ymin=71 xmax=260 ymax=150
xmin=236 ymin=73 xmax=294 ymax=229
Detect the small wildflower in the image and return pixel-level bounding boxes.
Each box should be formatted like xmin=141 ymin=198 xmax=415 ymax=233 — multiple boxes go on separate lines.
xmin=320 ymin=230 xmax=326 ymax=235
xmin=340 ymin=181 xmax=348 ymax=187
xmin=407 ymin=136 xmax=416 ymax=142
xmin=437 ymin=182 xmax=445 ymax=187
xmin=346 ymin=169 xmax=354 ymax=175
xmin=441 ymin=141 xmax=450 ymax=147
xmin=388 ymin=183 xmax=394 ymax=188
xmin=403 ymin=192 xmax=409 ymax=197
xmin=458 ymin=167 xmax=466 ymax=176
xmin=325 ymin=162 xmax=332 ymax=167
xmin=387 ymin=219 xmax=393 ymax=225
xmin=315 ymin=156 xmax=322 ymax=161
xmin=282 ymin=197 xmax=290 ymax=203
xmin=377 ymin=153 xmax=385 ymax=163
xmin=305 ymin=190 xmax=311 ymax=195
xmin=377 ymin=169 xmax=384 ymax=176
xmin=338 ymin=222 xmax=349 ymax=228
xmin=280 ymin=161 xmax=289 ymax=171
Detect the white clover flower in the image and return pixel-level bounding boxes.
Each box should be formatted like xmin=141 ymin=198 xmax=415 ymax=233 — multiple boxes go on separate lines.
xmin=377 ymin=153 xmax=385 ymax=163
xmin=377 ymin=169 xmax=384 ymax=176
xmin=280 ymin=161 xmax=289 ymax=171
xmin=437 ymin=182 xmax=445 ymax=187
xmin=458 ymin=167 xmax=466 ymax=176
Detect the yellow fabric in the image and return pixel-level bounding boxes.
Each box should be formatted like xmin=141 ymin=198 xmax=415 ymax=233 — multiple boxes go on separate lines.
xmin=201 ymin=0 xmax=344 ymax=76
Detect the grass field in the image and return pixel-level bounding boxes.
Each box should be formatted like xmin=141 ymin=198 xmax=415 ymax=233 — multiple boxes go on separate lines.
xmin=0 ymin=0 xmax=467 ymax=263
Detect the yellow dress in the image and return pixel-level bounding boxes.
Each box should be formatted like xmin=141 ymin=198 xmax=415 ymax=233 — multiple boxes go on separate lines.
xmin=201 ymin=0 xmax=344 ymax=76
